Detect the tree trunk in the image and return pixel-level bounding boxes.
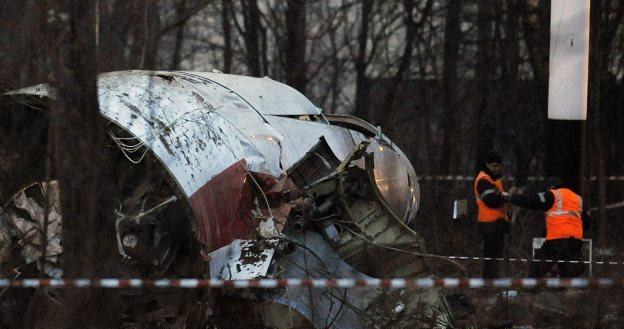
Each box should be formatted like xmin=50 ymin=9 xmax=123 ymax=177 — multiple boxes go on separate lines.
xmin=242 ymin=0 xmax=261 ymax=76
xmin=589 ymin=0 xmax=607 ymax=244
xmin=260 ymin=23 xmax=269 ymax=76
xmin=169 ymin=0 xmax=187 ymax=70
xmin=474 ymin=0 xmax=496 ymax=168
xmin=439 ymin=0 xmax=461 ymax=175
xmin=521 ymin=0 xmax=549 ymax=84
xmin=503 ymin=1 xmax=527 ymax=185
xmin=0 ymin=1 xmax=49 ymax=88
xmin=354 ymin=0 xmax=373 ymax=122
xmin=285 ymin=0 xmax=307 ymax=93
xmin=378 ymin=0 xmax=432 ymax=128
xmin=221 ymin=0 xmax=232 ymax=73
xmin=140 ymin=0 xmax=161 ymax=70
xmin=47 ymin=0 xmax=118 ymax=327
xmin=98 ymin=0 xmax=137 ymax=71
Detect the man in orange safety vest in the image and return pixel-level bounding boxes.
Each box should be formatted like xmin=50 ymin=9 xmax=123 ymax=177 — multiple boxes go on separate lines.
xmin=474 ymin=151 xmax=510 ymax=278
xmin=504 ymin=176 xmax=585 ymax=277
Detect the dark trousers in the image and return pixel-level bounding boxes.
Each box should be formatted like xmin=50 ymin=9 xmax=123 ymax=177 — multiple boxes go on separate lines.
xmin=529 ymin=238 xmax=583 ymax=278
xmin=478 ymin=220 xmax=509 ymax=279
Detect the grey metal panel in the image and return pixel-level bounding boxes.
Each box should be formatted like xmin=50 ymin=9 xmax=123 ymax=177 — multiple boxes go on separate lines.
xmin=2 ymin=70 xmax=418 ymax=222
xmin=346 ymin=131 xmax=420 ymax=223
xmin=266 ymin=229 xmax=381 ymax=329
xmin=180 ymin=71 xmax=323 ymax=116
xmin=3 ymin=84 xmax=50 ymax=99
xmin=263 ymin=115 xmax=357 ymax=170
xmin=97 ymin=71 xmax=283 ymax=197
xmin=265 ymin=228 xmax=446 ymax=329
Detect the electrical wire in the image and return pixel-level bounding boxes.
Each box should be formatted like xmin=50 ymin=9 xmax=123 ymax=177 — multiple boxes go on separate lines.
xmin=107 ymin=106 xmax=208 ymax=164
xmin=339 ymin=225 xmax=468 ymax=276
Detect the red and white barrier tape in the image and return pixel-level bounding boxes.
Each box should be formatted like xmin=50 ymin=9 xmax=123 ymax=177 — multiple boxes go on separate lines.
xmin=445 ymin=256 xmax=624 ymax=266
xmin=0 ymin=278 xmax=622 ymax=289
xmin=419 ymin=175 xmax=624 ymax=182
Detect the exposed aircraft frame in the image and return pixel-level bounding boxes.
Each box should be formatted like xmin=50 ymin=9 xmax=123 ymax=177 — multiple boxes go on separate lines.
xmin=1 ymin=71 xmax=450 ymax=328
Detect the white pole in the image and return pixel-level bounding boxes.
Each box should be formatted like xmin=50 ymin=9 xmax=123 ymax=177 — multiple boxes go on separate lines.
xmin=548 ymin=0 xmax=590 ymax=120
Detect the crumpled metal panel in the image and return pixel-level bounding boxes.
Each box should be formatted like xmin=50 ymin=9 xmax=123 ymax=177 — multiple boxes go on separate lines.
xmin=322 ymin=113 xmax=420 ymax=222
xmin=348 ymin=131 xmax=420 ymax=223
xmin=96 ymin=71 xmax=284 ymax=197
xmin=187 ymin=160 xmax=258 ymax=251
xmin=2 ymin=71 xmax=438 ymax=327
xmin=276 ymin=143 xmax=450 ymax=328
xmin=335 ymin=154 xmax=429 ymax=278
xmin=0 ymin=212 xmax=10 ymax=262
xmin=286 ymin=137 xmax=341 ymax=189
xmin=0 ymin=182 xmax=63 ymax=278
xmin=2 ymin=71 xmax=418 ymax=224
xmin=181 ymin=71 xmax=322 ymax=115
xmin=266 ymin=228 xmax=381 ymax=328
xmin=264 ymin=228 xmax=450 ymax=329
xmin=263 ymin=115 xmax=358 ymax=171
xmin=4 ymin=84 xmax=50 ymax=99
xmin=209 ymin=239 xmax=277 ymax=280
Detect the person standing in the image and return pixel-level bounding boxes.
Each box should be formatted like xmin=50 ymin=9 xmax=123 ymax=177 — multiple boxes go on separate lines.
xmin=474 ymin=151 xmax=509 ymax=278
xmin=504 ymin=176 xmax=585 ymax=277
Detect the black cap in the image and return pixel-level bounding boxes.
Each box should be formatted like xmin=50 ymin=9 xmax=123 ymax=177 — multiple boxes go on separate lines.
xmin=545 ymin=176 xmax=562 ymax=189
xmin=485 ymin=150 xmax=503 ymax=164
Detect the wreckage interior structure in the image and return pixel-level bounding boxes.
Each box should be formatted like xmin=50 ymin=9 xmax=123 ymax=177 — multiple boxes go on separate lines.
xmin=0 ymin=71 xmax=452 ymax=328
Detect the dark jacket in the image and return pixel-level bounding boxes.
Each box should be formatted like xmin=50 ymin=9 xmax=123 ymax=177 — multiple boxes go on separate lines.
xmin=509 ymin=189 xmax=591 ymax=232
xmin=509 ymin=190 xmax=555 ymax=211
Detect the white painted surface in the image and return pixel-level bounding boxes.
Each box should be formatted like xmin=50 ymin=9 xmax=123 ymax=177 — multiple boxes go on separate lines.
xmin=208 ymin=239 xmax=277 ymax=280
xmin=97 ymin=71 xmax=283 ymax=197
xmin=4 ymin=70 xmax=420 ymax=222
xmin=181 ymin=71 xmax=322 ymax=115
xmin=548 ymin=0 xmax=590 ymax=120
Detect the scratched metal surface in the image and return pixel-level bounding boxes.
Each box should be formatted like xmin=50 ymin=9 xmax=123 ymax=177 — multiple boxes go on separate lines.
xmin=181 ymin=71 xmax=322 ymax=116
xmin=97 ymin=71 xmax=284 ymax=197
xmin=3 ymin=70 xmax=419 ymax=221
xmin=3 ymin=71 xmax=433 ymax=327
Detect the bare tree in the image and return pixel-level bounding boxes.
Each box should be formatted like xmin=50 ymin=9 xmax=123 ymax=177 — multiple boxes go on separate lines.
xmin=438 ymin=0 xmax=461 ymax=175
xmin=46 ymin=0 xmax=118 ymax=327
xmin=353 ymin=0 xmax=374 ymax=122
xmin=0 ymin=1 xmax=50 ymax=89
xmin=170 ymin=0 xmax=189 ymax=70
xmin=221 ymin=0 xmax=233 ymax=73
xmin=241 ymin=0 xmax=262 ymax=76
xmin=473 ymin=0 xmax=497 ymax=168
xmin=139 ymin=0 xmax=161 ymax=69
xmin=285 ymin=0 xmax=308 ymax=93
xmin=588 ymin=0 xmax=624 ymax=246
xmin=377 ymin=0 xmax=433 ymax=127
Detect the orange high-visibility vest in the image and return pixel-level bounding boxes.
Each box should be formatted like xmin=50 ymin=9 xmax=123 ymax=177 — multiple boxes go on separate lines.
xmin=545 ymin=188 xmax=583 ymax=240
xmin=474 ymin=171 xmax=508 ymax=222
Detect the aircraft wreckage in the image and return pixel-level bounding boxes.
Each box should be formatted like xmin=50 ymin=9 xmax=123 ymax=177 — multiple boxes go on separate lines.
xmin=0 ymin=71 xmax=452 ymax=328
